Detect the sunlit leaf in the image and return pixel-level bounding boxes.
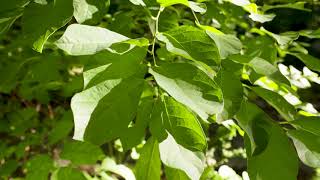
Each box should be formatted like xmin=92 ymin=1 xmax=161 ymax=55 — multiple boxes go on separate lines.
xmin=73 ymin=0 xmax=110 ymax=24
xmin=159 ymin=133 xmax=205 ymax=180
xmin=55 ymin=24 xmax=129 ymax=55
xmin=288 ymin=129 xmax=320 ymax=168
xmin=135 ymin=137 xmax=161 ymax=180
xmin=156 ymin=26 xmax=220 ymax=65
xmin=251 ymin=87 xmax=296 ymax=121
xmin=150 ymin=62 xmax=223 ymax=121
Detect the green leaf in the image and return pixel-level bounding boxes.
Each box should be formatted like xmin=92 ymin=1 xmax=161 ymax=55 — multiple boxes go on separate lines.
xmin=34 ymin=0 xmax=47 ymax=5
xmin=0 ymin=60 xmax=24 ymax=93
xmin=82 ymin=78 xmax=144 ymax=144
xmin=263 ymin=2 xmax=311 ymax=12
xmin=261 ymin=27 xmax=299 ymax=46
xmin=198 ymin=24 xmax=242 ymax=59
xmin=156 ymin=0 xmax=206 ymax=13
xmin=249 ymin=13 xmax=275 ymax=23
xmin=158 ymin=11 xmax=179 ymax=32
xmin=215 ymin=62 xmax=243 ymax=121
xmin=55 ymin=24 xmax=129 ymax=55
xmin=150 ymin=96 xmax=207 ymax=151
xmin=0 ymin=0 xmax=29 ymax=13
xmin=243 ymin=36 xmax=277 ymax=64
xmin=157 ymin=26 xmax=220 ymax=65
xmin=0 ymin=0 xmax=28 ymax=38
xmin=159 ymin=133 xmax=205 ymax=180
xmin=248 ymin=57 xmax=278 ymax=76
xmin=299 ymin=29 xmax=320 ymax=39
xmin=22 ymin=0 xmax=73 ymax=52
xmin=288 ymin=129 xmax=320 ymax=168
xmin=235 ymin=101 xmax=298 ymax=180
xmin=248 ymin=126 xmax=298 ymax=180
xmin=0 ymin=12 xmax=22 ymax=38
xmin=251 ymin=87 xmax=296 ymax=121
xmin=249 ymin=57 xmax=289 ymax=84
xmin=228 ymin=1 xmax=275 ymax=23
xmin=52 ymin=167 xmax=86 ymax=180
xmin=73 ymin=0 xmax=110 ymax=24
xmin=157 ymin=0 xmax=188 ymax=7
xmin=48 ymin=111 xmax=73 ymax=145
xmin=235 ymin=101 xmax=268 ymax=156
xmin=188 ymin=2 xmax=207 ymax=14
xmin=0 ymin=160 xmax=19 ymax=177
xmin=150 ymin=62 xmax=223 ymax=121
xmin=229 ymin=55 xmax=289 ymax=85
xmin=25 ymin=155 xmax=54 ymax=180
xmin=162 ymin=96 xmax=207 ymax=151
xmin=290 ymin=116 xmax=320 ymax=136
xmin=289 ymin=53 xmax=320 ymax=72
xmin=149 ymin=99 xmax=169 ymax=141
xmin=100 ymin=158 xmax=136 ymax=180
xmin=165 ymin=166 xmax=190 ymax=180
xmin=61 ymin=140 xmax=105 ymax=165
xmin=120 ymin=97 xmax=154 ymax=150
xmin=71 ymin=48 xmax=147 ymax=144
xmin=71 ymin=78 xmax=121 ymax=140
xmin=135 ymin=137 xmax=161 ymax=180
xmin=107 ymin=12 xmax=135 ymax=37
xmin=129 ymin=0 xmax=146 ymax=6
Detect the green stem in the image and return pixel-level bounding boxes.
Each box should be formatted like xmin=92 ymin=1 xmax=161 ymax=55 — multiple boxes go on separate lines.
xmin=191 ymin=9 xmax=200 ymax=25
xmin=151 ymin=7 xmax=164 ymax=67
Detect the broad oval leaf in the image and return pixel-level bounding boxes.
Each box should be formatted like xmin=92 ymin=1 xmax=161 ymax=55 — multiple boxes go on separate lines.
xmin=52 ymin=167 xmax=86 ymax=180
xmin=162 ymin=96 xmax=207 ymax=151
xmin=23 ymin=0 xmax=73 ymax=52
xmin=25 ymin=155 xmax=54 ymax=180
xmin=82 ymin=77 xmax=144 ymax=145
xmin=251 ymin=87 xmax=296 ymax=121
xmin=60 ymin=140 xmax=105 ymax=165
xmin=289 ymin=53 xmax=320 ymax=72
xmin=290 ymin=116 xmax=320 ymax=136
xmin=71 ymin=47 xmax=147 ymax=144
xmin=235 ymin=101 xmax=298 ymax=180
xmin=150 ymin=62 xmax=223 ymax=121
xmin=156 ymin=26 xmax=220 ymax=65
xmin=159 ymin=133 xmax=205 ymax=180
xmin=215 ymin=62 xmax=243 ymax=121
xmin=261 ymin=27 xmax=299 ymax=46
xmin=135 ymin=137 xmax=161 ymax=180
xmin=71 ymin=78 xmax=122 ymax=141
xmin=198 ymin=24 xmax=242 ymax=59
xmin=55 ymin=24 xmax=129 ymax=55
xmin=73 ymin=0 xmax=110 ymax=24
xmin=150 ymin=96 xmax=207 ymax=152
xmin=48 ymin=111 xmax=73 ymax=145
xmin=157 ymin=0 xmax=206 ymax=13
xmin=120 ymin=96 xmax=155 ymax=150
xmin=165 ymin=166 xmax=190 ymax=180
xmin=288 ymin=129 xmax=320 ymax=168
xmin=248 ymin=57 xmax=278 ymax=76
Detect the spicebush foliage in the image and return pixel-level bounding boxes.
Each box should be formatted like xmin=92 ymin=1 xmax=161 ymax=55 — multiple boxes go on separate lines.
xmin=1 ymin=0 xmax=320 ymax=180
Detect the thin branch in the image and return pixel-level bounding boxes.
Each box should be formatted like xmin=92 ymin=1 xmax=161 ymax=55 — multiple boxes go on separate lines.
xmin=151 ymin=7 xmax=164 ymax=67
xmin=191 ymin=9 xmax=200 ymax=25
